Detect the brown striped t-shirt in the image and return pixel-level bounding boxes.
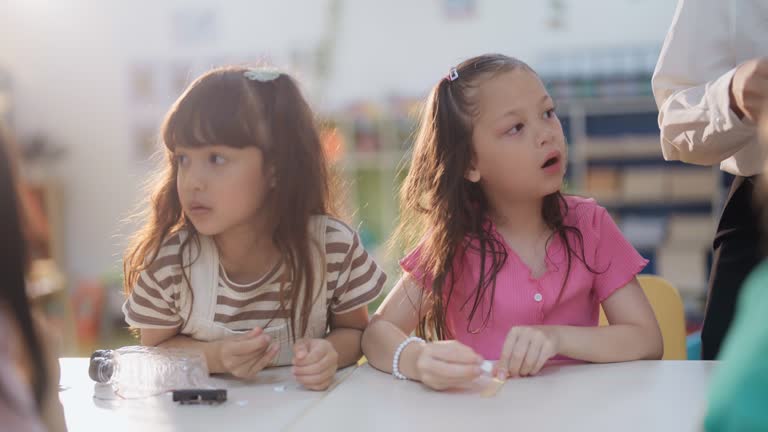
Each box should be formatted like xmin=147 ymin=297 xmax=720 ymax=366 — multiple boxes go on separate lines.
xmin=122 ymin=216 xmax=386 ymax=332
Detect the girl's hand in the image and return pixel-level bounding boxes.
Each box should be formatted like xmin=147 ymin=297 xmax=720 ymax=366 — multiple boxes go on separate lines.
xmin=415 ymin=340 xmax=483 ymax=391
xmin=218 ymin=328 xmax=279 ymax=380
xmin=292 ymin=338 xmax=339 ymax=391
xmin=496 ymin=326 xmax=560 ymax=379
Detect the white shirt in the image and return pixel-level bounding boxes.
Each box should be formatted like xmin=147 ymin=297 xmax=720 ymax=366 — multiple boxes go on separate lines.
xmin=652 ymin=0 xmax=767 ymax=176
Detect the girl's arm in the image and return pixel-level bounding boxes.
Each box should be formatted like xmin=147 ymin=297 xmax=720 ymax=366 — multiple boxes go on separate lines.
xmin=554 ymin=277 xmax=663 ymax=362
xmin=325 ymin=306 xmax=369 ymax=368
xmin=362 ymin=275 xmax=482 ymax=388
xmin=141 ymin=328 xmax=224 ymax=372
xmin=290 ymin=305 xmax=369 ymax=391
xmin=141 ymin=327 xmax=277 ymax=376
xmin=497 ymin=277 xmax=663 ymax=378
xmin=362 ymin=275 xmax=424 ymax=377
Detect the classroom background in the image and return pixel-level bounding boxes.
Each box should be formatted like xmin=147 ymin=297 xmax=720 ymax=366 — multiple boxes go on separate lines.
xmin=0 ymin=0 xmax=713 ymax=357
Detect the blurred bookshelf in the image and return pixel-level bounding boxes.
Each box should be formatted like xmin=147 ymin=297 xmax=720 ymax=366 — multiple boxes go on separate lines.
xmin=539 ymin=46 xmax=723 ymax=328
xmin=557 ymin=95 xmax=717 ymax=322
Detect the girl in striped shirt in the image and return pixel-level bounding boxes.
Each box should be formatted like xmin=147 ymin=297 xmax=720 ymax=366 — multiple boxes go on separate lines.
xmin=122 ymin=66 xmax=386 ymax=390
xmin=362 ymin=54 xmax=662 ymax=391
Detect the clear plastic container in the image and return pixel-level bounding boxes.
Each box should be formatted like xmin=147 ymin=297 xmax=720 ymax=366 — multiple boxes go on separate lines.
xmin=89 ymin=346 xmax=210 ymax=398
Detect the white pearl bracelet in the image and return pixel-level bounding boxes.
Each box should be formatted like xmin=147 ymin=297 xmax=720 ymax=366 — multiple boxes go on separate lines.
xmin=392 ymin=336 xmax=424 ymax=380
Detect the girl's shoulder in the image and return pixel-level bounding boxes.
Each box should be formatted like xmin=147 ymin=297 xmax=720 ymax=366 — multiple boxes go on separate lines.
xmin=562 ymin=195 xmax=610 ymax=234
xmin=322 ymin=216 xmax=357 ymax=235
xmin=144 ymin=229 xmax=189 ymax=274
xmin=318 ymin=216 xmax=360 ymax=254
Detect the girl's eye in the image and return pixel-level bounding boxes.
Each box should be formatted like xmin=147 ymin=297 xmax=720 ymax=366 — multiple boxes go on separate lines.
xmin=543 ymin=109 xmax=556 ymax=119
xmin=209 ymin=154 xmax=227 ymax=165
xmin=506 ymin=123 xmax=524 ymax=135
xmin=174 ymin=154 xmax=188 ymax=165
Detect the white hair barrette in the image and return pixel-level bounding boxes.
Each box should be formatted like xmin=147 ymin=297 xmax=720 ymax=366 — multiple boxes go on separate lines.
xmin=448 ymin=67 xmax=459 ymax=81
xmin=244 ymin=68 xmax=282 ymax=82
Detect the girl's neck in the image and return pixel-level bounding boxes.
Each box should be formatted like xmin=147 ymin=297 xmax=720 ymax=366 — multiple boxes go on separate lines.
xmin=487 ymin=195 xmax=552 ymax=278
xmin=487 ymin=194 xmax=550 ymax=247
xmin=213 ymin=217 xmax=280 ymax=282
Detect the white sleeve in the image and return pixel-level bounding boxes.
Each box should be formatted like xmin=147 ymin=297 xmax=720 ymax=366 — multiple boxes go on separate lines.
xmin=651 ymin=0 xmax=756 ymax=166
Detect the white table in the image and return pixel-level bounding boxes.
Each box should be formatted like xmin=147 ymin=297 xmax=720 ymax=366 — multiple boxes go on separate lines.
xmin=287 ymin=361 xmax=716 ymax=432
xmin=58 ymin=357 xmax=350 ymax=432
xmin=59 ymin=358 xmax=716 ymax=432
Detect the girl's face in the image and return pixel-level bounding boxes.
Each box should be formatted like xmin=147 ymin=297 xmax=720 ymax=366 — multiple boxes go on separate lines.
xmin=175 ymin=145 xmax=272 ymax=236
xmin=467 ymin=68 xmax=567 ymax=202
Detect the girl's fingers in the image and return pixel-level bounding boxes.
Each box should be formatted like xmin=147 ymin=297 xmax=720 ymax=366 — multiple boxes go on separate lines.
xmin=519 ymin=338 xmax=543 ymax=377
xmin=506 ymin=333 xmax=532 ymax=378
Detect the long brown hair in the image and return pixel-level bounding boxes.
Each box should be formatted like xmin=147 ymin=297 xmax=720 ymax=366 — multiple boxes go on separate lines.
xmin=0 ymin=124 xmax=48 ymax=408
xmin=395 ymin=54 xmax=599 ymax=340
xmin=124 ymin=66 xmax=336 ymax=340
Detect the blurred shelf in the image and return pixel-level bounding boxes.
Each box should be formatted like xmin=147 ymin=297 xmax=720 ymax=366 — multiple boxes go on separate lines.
xmin=583 ymin=141 xmax=662 ymax=160
xmin=587 ymin=158 xmax=703 ymax=169
xmin=558 ymin=96 xmax=658 ymax=115
xmin=335 ymin=151 xmax=407 ymax=170
xmin=600 ymin=200 xmax=712 ymax=215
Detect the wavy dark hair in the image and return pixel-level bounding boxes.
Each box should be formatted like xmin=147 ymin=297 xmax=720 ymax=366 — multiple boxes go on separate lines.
xmin=395 ymin=54 xmax=600 ymax=340
xmin=124 ymin=66 xmax=338 ymax=340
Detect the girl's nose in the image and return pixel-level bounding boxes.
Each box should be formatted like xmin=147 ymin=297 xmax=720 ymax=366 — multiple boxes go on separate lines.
xmin=182 ymin=165 xmax=206 ymax=192
xmin=537 ymin=128 xmax=555 ymax=148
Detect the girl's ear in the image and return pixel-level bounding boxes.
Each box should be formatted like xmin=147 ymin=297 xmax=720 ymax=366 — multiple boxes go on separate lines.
xmin=465 ymin=156 xmax=481 ymax=183
xmin=465 ymin=168 xmax=481 ymax=183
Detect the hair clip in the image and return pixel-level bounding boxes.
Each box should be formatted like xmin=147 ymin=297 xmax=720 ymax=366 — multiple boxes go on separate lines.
xmin=448 ymin=67 xmax=459 ymax=82
xmin=244 ymin=68 xmax=281 ymax=82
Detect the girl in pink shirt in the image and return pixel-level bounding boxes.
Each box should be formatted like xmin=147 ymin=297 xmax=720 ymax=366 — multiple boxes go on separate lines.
xmin=362 ymin=54 xmax=663 ymax=391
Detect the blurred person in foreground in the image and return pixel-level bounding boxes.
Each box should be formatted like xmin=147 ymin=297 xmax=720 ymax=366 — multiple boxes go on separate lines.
xmin=0 ymin=124 xmax=67 ymax=432
xmin=705 ymin=101 xmax=768 ymax=431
